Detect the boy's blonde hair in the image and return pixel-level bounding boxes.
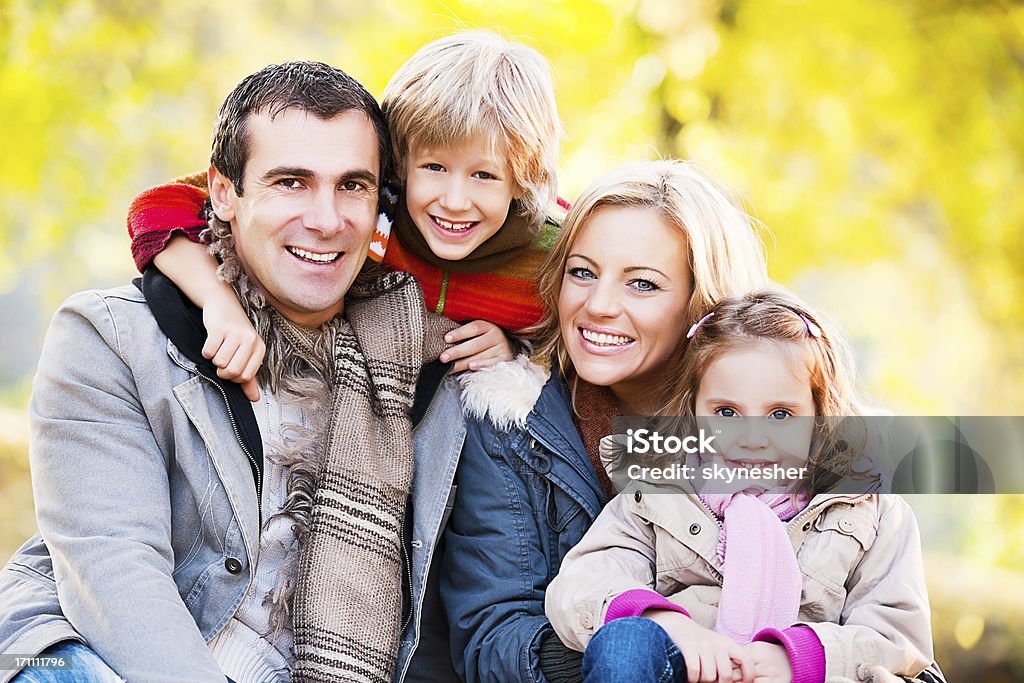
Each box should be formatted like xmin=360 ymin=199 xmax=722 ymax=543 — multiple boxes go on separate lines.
xmin=532 ymin=159 xmax=770 ymax=403
xmin=381 ymin=30 xmax=561 ymax=226
xmin=672 ymin=289 xmax=864 ymax=495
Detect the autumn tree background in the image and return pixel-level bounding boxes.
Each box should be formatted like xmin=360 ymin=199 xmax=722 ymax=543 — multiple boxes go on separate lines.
xmin=1 ymin=0 xmax=1022 ymax=678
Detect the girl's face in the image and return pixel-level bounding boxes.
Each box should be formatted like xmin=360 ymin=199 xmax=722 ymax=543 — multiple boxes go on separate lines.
xmin=558 ymin=206 xmax=692 ymax=414
xmin=695 ymin=339 xmax=816 ymax=481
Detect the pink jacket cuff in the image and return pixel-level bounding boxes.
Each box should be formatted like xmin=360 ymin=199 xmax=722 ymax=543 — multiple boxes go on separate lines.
xmin=604 ymin=589 xmax=690 ymax=624
xmin=753 ymin=626 xmax=825 ymax=683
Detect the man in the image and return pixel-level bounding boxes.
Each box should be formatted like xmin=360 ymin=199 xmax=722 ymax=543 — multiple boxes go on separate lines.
xmin=0 ymin=61 xmax=464 ymax=683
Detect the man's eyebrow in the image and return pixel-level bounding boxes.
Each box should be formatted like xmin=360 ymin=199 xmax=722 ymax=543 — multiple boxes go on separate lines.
xmin=261 ymin=166 xmax=314 ymax=180
xmin=338 ymin=169 xmax=379 ymax=185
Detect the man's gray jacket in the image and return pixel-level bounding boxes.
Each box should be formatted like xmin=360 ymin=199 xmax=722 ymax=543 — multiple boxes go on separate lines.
xmin=0 ymin=274 xmax=465 ymax=682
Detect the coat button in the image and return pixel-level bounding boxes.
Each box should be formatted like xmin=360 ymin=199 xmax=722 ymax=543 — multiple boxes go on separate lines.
xmin=579 ymin=613 xmax=593 ymax=629
xmin=839 ymin=518 xmax=855 ymax=533
xmin=689 ymin=523 xmax=701 ymax=535
xmin=802 ymin=522 xmax=811 ymax=531
xmin=224 ymin=557 xmax=244 ymax=574
xmin=634 ymin=490 xmax=643 ymax=503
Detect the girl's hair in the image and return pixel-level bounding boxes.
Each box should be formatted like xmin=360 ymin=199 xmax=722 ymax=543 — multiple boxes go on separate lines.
xmin=531 ymin=160 xmax=770 ymax=403
xmin=671 ymin=288 xmax=864 ymax=495
xmin=381 ymin=30 xmax=561 ymax=227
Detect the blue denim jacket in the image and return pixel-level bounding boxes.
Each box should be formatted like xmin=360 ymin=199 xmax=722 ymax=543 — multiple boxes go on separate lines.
xmin=0 ymin=283 xmax=464 ymax=683
xmin=442 ymin=362 xmax=608 ymax=683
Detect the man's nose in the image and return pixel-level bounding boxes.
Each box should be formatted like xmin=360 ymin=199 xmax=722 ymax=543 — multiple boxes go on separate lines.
xmin=303 ymin=188 xmax=343 ymax=235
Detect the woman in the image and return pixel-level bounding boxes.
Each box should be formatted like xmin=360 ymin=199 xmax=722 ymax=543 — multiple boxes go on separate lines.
xmin=441 ymin=160 xmax=771 ymax=682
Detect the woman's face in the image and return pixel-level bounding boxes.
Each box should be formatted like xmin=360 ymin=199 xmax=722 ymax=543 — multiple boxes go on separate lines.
xmin=558 ymin=205 xmax=692 ymax=413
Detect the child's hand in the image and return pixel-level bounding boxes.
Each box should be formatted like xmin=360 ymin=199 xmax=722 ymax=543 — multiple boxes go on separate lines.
xmin=201 ymin=289 xmax=265 ymax=402
xmin=741 ymin=641 xmax=792 ymax=683
xmin=644 ymin=610 xmax=754 ymax=683
xmin=440 ymin=320 xmax=514 ymax=373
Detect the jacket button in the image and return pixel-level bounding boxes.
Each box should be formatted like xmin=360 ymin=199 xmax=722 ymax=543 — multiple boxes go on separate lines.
xmin=802 ymin=522 xmax=811 ymax=531
xmin=689 ymin=523 xmax=701 ymax=535
xmin=839 ymin=518 xmax=855 ymax=533
xmin=579 ymin=613 xmax=593 ymax=629
xmin=634 ymin=490 xmax=643 ymax=503
xmin=224 ymin=557 xmax=244 ymax=574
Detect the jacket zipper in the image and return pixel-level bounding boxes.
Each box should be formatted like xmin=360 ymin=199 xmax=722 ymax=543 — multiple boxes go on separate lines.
xmin=399 ymin=364 xmax=454 ymax=646
xmin=171 ymin=354 xmax=263 ymax=523
xmin=434 ymin=270 xmax=450 ymax=315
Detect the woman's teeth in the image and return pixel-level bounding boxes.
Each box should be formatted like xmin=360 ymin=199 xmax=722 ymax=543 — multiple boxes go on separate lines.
xmin=288 ymin=247 xmax=339 ymax=263
xmin=581 ymin=329 xmax=633 ymax=346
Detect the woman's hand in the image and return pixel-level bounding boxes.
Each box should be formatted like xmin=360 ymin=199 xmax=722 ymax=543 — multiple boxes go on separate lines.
xmin=644 ymin=610 xmax=754 ymax=683
xmin=440 ymin=320 xmax=514 ymax=373
xmin=201 ymin=288 xmax=265 ymax=401
xmin=741 ymin=641 xmax=792 ymax=683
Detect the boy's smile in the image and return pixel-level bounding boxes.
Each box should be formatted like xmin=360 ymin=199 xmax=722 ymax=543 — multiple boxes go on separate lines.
xmin=405 ymin=136 xmax=516 ymax=261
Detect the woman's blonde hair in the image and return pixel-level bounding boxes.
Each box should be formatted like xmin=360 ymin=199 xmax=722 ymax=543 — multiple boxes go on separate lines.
xmin=381 ymin=30 xmax=561 ymax=227
xmin=671 ymin=288 xmax=864 ymax=495
xmin=532 ymin=159 xmax=770 ymax=403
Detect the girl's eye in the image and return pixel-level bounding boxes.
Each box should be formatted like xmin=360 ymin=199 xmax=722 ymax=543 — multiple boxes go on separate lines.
xmin=567 ymin=266 xmax=596 ymax=280
xmin=422 ymin=163 xmax=445 ymax=172
xmin=769 ymin=409 xmax=792 ymax=420
xmin=715 ymin=407 xmax=738 ymax=418
xmin=473 ymin=171 xmax=498 ymax=180
xmin=628 ymin=278 xmax=660 ymax=293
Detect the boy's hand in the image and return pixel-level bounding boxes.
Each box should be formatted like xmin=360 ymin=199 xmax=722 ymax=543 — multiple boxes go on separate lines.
xmin=440 ymin=320 xmax=514 ymax=373
xmin=201 ymin=289 xmax=265 ymax=402
xmin=644 ymin=610 xmax=754 ymax=683
xmin=741 ymin=641 xmax=792 ymax=683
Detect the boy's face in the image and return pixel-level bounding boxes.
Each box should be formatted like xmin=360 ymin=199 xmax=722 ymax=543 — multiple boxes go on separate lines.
xmin=404 ymin=135 xmax=515 ymax=261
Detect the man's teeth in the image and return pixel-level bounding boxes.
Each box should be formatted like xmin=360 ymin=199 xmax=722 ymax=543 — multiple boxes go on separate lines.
xmin=434 ymin=216 xmax=475 ymax=232
xmin=289 ymin=247 xmax=339 ymax=263
xmin=581 ymin=329 xmax=633 ymax=346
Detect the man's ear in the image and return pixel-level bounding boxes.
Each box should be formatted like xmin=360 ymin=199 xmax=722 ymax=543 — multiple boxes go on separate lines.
xmin=208 ymin=166 xmax=237 ymax=222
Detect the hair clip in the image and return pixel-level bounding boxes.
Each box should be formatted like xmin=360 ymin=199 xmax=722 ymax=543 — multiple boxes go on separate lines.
xmin=799 ymin=313 xmax=822 ymax=339
xmin=686 ymin=312 xmax=715 ymax=339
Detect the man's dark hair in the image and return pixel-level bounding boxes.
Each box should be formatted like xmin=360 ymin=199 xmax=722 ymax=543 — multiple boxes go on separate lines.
xmin=210 ymin=61 xmax=392 ymax=196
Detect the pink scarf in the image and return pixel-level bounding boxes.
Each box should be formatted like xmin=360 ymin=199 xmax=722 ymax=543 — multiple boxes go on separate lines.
xmin=698 ymin=493 xmax=807 ymax=644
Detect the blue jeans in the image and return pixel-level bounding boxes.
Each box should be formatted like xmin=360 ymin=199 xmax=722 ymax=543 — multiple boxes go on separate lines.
xmin=582 ymin=617 xmax=687 ymax=683
xmin=11 ymin=641 xmax=122 ymax=682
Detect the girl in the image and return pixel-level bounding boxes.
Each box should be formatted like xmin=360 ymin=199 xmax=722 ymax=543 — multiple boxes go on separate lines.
xmin=443 ymin=160 xmax=770 ymax=682
xmin=544 ymin=290 xmax=938 ymax=683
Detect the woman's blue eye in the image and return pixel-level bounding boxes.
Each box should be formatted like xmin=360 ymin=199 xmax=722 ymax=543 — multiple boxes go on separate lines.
xmin=629 ymin=278 xmax=659 ymax=292
xmin=567 ymin=266 xmax=595 ymax=280
xmin=769 ymin=409 xmax=792 ymax=420
xmin=715 ymin=407 xmax=738 ymax=418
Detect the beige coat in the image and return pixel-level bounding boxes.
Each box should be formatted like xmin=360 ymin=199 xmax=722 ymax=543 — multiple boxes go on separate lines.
xmin=545 ymin=491 xmax=933 ymax=682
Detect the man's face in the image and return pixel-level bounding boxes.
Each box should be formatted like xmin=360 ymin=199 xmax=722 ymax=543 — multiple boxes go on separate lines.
xmin=210 ymin=108 xmax=380 ymax=327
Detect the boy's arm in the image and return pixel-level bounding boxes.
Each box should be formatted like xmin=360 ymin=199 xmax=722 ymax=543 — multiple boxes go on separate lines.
xmin=155 ymin=236 xmax=264 ymax=401
xmin=29 ymin=291 xmax=226 ymax=682
xmin=127 ymin=171 xmax=210 ymax=272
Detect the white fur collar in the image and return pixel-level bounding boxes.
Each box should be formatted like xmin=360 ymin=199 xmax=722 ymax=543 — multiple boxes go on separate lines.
xmin=458 ymin=355 xmax=549 ymax=430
